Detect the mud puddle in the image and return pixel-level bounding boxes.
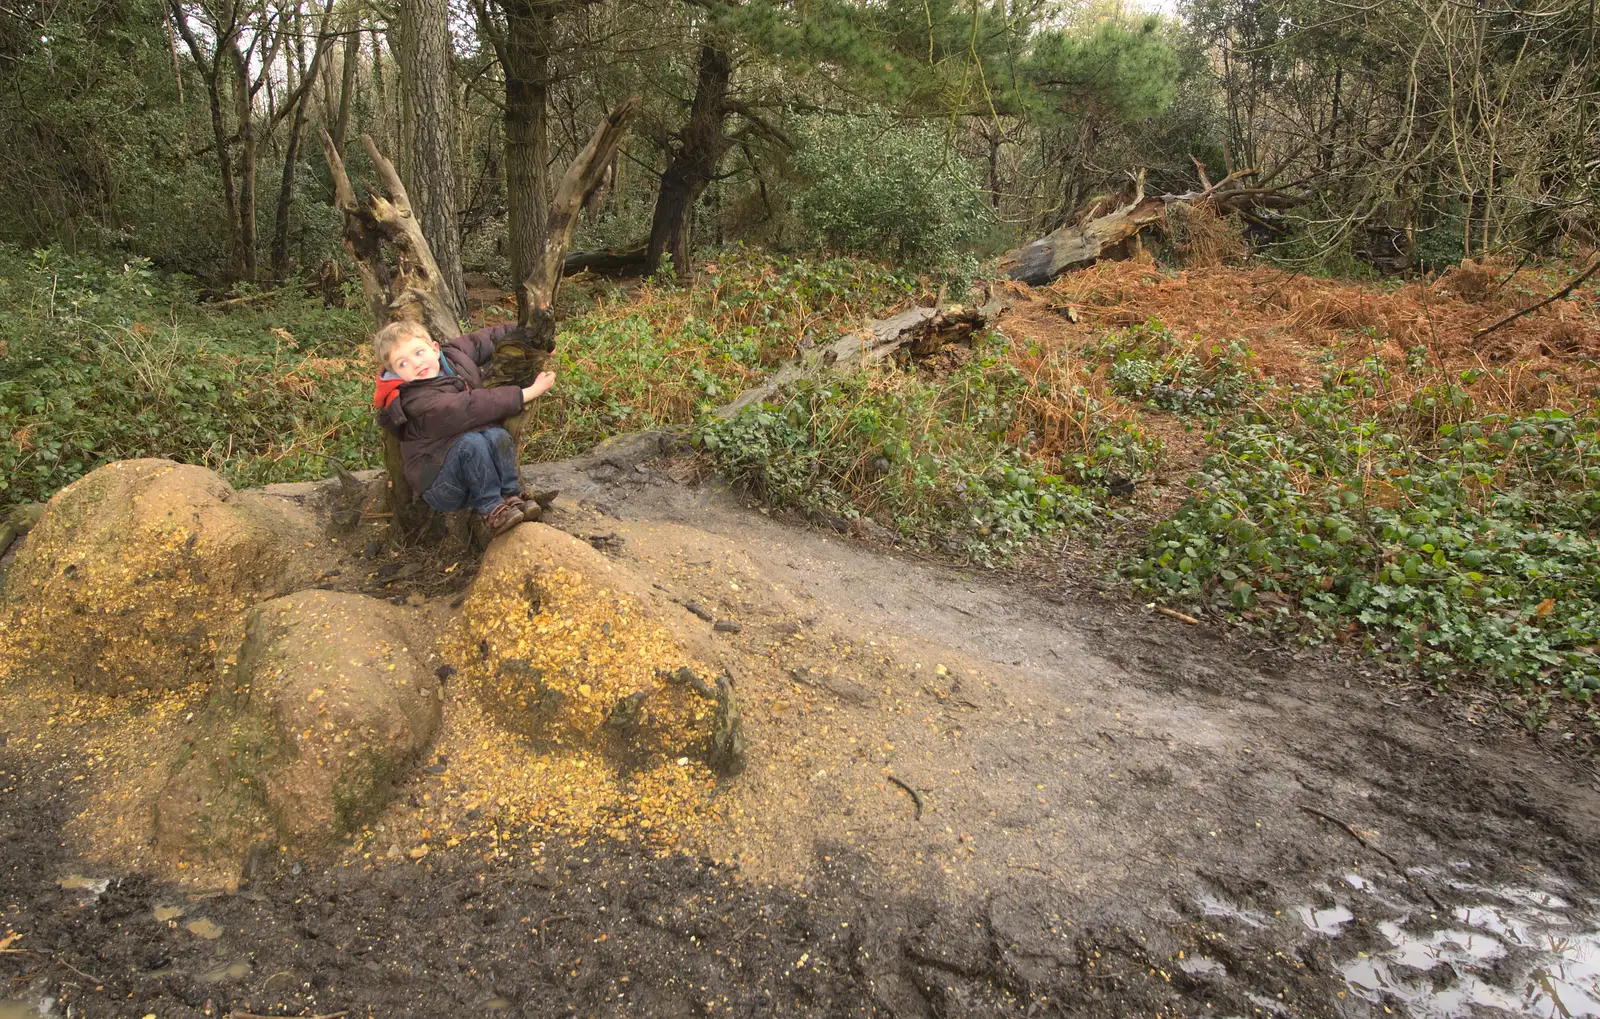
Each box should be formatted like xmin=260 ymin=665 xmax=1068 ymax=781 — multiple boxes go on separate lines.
xmin=1341 ymin=872 xmax=1600 ymax=1018
xmin=1194 ymin=862 xmax=1600 ymax=1018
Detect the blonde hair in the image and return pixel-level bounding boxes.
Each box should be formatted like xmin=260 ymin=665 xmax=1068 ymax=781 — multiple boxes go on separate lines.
xmin=373 ymin=320 xmax=433 ymax=367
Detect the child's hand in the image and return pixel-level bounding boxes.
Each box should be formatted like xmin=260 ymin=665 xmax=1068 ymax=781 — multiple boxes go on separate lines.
xmin=521 ymin=371 xmax=556 ymax=403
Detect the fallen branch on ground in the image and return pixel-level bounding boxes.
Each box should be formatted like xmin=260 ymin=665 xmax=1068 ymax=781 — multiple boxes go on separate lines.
xmin=999 ymin=167 xmax=1300 ymax=285
xmin=563 ymin=245 xmax=648 ymax=276
xmin=886 ymin=774 xmax=924 ymax=821
xmin=714 ymin=299 xmax=1005 ymax=419
xmin=1473 ymin=257 xmax=1600 ymax=338
xmin=1155 ymin=606 xmax=1200 ymax=625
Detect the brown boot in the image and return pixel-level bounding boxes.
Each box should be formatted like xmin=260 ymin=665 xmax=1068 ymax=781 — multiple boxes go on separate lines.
xmin=501 ymin=493 xmax=542 ymax=523
xmin=480 ymin=500 xmax=525 ymax=540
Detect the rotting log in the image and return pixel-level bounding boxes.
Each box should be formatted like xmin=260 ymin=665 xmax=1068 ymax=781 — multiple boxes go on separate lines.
xmin=1000 ymin=169 xmax=1299 ymax=286
xmin=562 ymin=244 xmax=648 ymax=277
xmin=715 ymin=299 xmax=1004 ymax=420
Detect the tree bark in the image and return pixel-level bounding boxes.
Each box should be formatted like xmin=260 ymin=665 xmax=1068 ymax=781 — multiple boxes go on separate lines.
xmin=502 ymin=1 xmax=552 ymax=309
xmin=227 ymin=35 xmax=259 ymax=281
xmin=396 ymin=0 xmax=467 ymax=321
xmin=331 ymin=12 xmax=361 ymax=155
xmin=644 ymin=43 xmax=734 ymax=278
xmin=487 ymin=97 xmax=641 ymax=417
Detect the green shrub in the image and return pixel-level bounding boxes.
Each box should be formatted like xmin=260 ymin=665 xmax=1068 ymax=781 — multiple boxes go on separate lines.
xmin=695 ymin=332 xmax=1095 ymax=560
xmin=789 ymin=117 xmax=992 ymax=269
xmin=1133 ymin=359 xmax=1600 ymax=701
xmin=0 ymin=245 xmax=376 ymax=507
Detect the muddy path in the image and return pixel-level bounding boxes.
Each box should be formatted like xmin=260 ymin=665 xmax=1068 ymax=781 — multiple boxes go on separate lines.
xmin=4 ymin=439 xmax=1600 ymax=1018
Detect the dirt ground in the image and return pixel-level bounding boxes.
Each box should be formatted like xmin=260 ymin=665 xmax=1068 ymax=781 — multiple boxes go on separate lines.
xmin=4 ymin=433 xmax=1600 ymax=1018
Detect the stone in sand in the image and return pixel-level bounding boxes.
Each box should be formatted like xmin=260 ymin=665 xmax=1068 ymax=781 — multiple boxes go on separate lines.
xmin=452 ymin=523 xmax=744 ymax=774
xmin=153 ymin=590 xmax=439 ymax=885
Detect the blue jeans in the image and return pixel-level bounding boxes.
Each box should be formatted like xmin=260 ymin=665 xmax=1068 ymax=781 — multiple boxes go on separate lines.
xmin=422 ymin=427 xmax=521 ymax=516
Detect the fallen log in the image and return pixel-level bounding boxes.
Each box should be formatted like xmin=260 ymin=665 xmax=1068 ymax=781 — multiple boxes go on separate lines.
xmin=1000 ymin=169 xmax=1297 ymax=286
xmin=715 ymin=299 xmax=1004 ymax=419
xmin=563 ymin=245 xmax=648 ymax=277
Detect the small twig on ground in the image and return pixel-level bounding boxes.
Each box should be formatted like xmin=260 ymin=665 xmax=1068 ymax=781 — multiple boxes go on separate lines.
xmin=55 ymin=957 xmax=105 ymax=985
xmin=230 ymin=1012 xmax=348 ymax=1019
xmin=1298 ymin=804 xmax=1444 ymax=908
xmin=886 ymin=774 xmax=924 ymax=821
xmin=1155 ymin=606 xmax=1200 ymax=625
xmin=536 ymin=913 xmax=574 ymax=949
xmin=1474 ymin=257 xmax=1600 ymax=338
xmin=1299 ymin=804 xmax=1378 ymax=850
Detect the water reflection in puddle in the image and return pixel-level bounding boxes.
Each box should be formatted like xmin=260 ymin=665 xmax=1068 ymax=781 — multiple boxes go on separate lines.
xmin=198 ymin=961 xmax=252 ymax=983
xmin=1297 ymin=904 xmax=1355 ymax=936
xmin=0 ymin=996 xmax=52 ymax=1019
xmin=1179 ymin=956 xmax=1227 ymax=979
xmin=1338 ymin=885 xmax=1600 ymax=1018
xmin=1196 ymin=893 xmax=1268 ymax=929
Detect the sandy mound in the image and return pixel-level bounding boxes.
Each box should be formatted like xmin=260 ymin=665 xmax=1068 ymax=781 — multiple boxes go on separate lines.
xmin=153 ymin=590 xmax=439 ymax=886
xmin=0 ymin=459 xmax=330 ymax=695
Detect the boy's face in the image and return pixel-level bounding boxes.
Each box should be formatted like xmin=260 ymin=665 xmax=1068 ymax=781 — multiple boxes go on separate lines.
xmin=388 ymin=337 xmax=443 ymax=382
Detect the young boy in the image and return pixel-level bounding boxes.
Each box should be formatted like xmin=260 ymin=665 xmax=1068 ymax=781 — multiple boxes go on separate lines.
xmin=372 ymin=319 xmax=556 ymax=539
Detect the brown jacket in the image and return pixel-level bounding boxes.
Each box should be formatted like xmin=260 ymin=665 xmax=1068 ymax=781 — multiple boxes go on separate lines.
xmin=374 ymin=323 xmax=524 ymax=494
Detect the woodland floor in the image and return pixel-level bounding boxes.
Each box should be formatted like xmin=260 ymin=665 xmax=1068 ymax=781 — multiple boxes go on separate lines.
xmin=4 ymin=422 xmax=1600 ymax=1018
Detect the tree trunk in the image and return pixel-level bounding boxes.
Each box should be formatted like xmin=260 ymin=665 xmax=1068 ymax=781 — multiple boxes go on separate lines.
xmin=487 ymin=97 xmax=642 ymax=421
xmin=396 ymin=0 xmax=467 ymax=321
xmin=987 ymin=129 xmax=1001 ymax=211
xmin=644 ymin=43 xmax=733 ymax=278
xmin=170 ymin=4 xmax=245 ymax=282
xmin=271 ymin=46 xmax=314 ymax=279
xmin=331 ymin=13 xmax=361 ymax=155
xmin=227 ymin=37 xmax=258 ymax=281
xmin=371 ymin=26 xmax=390 ymax=156
xmin=503 ymin=1 xmax=552 ymax=308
